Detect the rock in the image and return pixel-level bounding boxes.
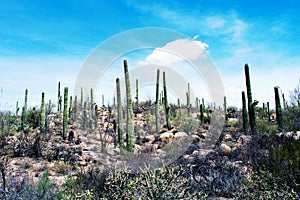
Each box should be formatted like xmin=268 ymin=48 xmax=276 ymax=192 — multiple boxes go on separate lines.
xmin=144 ymin=135 xmax=155 ymax=143
xmin=192 ymin=134 xmax=200 ymax=142
xmin=160 ymin=131 xmax=174 ymax=143
xmin=236 ymin=135 xmax=252 ymax=147
xmin=174 ymin=132 xmax=188 ymax=138
xmin=217 ymin=143 xmax=231 ymax=154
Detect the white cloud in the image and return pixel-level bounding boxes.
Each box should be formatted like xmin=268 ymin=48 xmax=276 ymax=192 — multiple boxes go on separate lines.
xmin=142 ymin=38 xmax=209 ymax=66
xmin=206 ymin=16 xmax=226 ymax=28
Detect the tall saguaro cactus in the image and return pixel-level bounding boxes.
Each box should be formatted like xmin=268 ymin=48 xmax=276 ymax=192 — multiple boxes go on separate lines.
xmin=274 ymin=86 xmax=283 ymax=130
xmin=15 ymin=101 xmax=20 ymax=116
xmin=187 ymin=83 xmax=191 ymax=117
xmin=163 ymin=71 xmax=171 ymax=130
xmin=224 ymin=96 xmax=228 ymax=121
xmin=63 ymin=87 xmax=68 ymax=139
xmin=136 ymin=79 xmax=139 ymax=112
xmin=242 ymin=91 xmax=249 ymax=134
xmin=57 ymin=82 xmax=61 ymax=111
xmin=155 ymin=69 xmax=160 ymax=133
xmin=124 ymin=60 xmax=134 ymax=152
xmin=40 ymin=92 xmax=46 ymax=132
xmin=90 ymin=88 xmax=94 ymax=112
xmin=244 ymin=64 xmax=257 ymax=134
xmin=80 ymin=87 xmax=83 ymax=109
xmin=69 ymin=96 xmax=73 ymax=119
xmin=116 ymin=78 xmax=124 ymax=148
xmin=24 ymin=89 xmax=28 ymax=113
xmin=74 ymin=95 xmax=78 ymax=120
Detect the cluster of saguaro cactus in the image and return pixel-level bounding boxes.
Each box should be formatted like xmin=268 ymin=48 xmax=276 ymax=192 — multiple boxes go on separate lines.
xmin=163 ymin=71 xmax=171 ymax=130
xmin=274 ymin=86 xmax=283 ymax=130
xmin=244 ymin=64 xmax=257 ymax=134
xmin=40 ymin=92 xmax=46 ymax=132
xmin=124 ymin=60 xmax=134 ymax=152
xmin=63 ymin=87 xmax=68 ymax=139
xmin=155 ymin=69 xmax=160 ymax=133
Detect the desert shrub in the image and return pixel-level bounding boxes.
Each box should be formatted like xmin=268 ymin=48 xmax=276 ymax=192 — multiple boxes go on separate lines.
xmin=102 ymin=165 xmax=206 ymax=199
xmin=262 ymin=134 xmax=300 ymax=193
xmin=257 ymin=119 xmax=278 ymax=134
xmin=283 ymin=105 xmax=300 ymax=132
xmin=235 ymin=169 xmax=298 ymax=199
xmin=178 ymin=117 xmax=199 ymax=134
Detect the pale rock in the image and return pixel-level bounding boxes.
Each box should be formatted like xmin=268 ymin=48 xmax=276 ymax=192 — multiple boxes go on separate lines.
xmin=174 ymin=132 xmax=188 ymax=138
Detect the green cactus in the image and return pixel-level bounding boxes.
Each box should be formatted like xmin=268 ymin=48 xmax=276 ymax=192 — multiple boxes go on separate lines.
xmin=244 ymin=64 xmax=257 ymax=134
xmin=116 ymin=78 xmax=124 ymax=148
xmin=163 ymin=71 xmax=171 ymax=130
xmin=242 ymin=91 xmax=249 ymax=134
xmin=202 ymin=98 xmax=205 ymax=111
xmin=195 ymin=97 xmax=199 ymax=111
xmin=63 ymin=87 xmax=68 ymax=139
xmin=80 ymin=87 xmax=83 ymax=109
xmin=124 ymin=60 xmax=134 ymax=151
xmin=113 ymin=96 xmax=116 ymax=108
xmin=135 ymin=79 xmax=139 ymax=112
xmin=155 ymin=69 xmax=160 ymax=133
xmin=57 ymin=82 xmax=61 ymax=111
xmin=177 ymin=98 xmax=181 ymax=108
xmin=200 ymin=104 xmax=204 ymax=124
xmin=15 ymin=101 xmax=20 ymax=116
xmin=90 ymin=88 xmax=94 ymax=112
xmin=274 ymin=86 xmax=283 ymax=130
xmin=224 ymin=96 xmax=227 ymax=121
xmin=102 ymin=94 xmax=105 ymax=107
xmin=21 ymin=106 xmax=26 ymax=131
xmin=47 ymin=100 xmax=52 ymax=115
xmin=94 ymin=104 xmax=98 ymax=129
xmin=69 ymin=96 xmax=73 ymax=119
xmin=24 ymin=88 xmax=28 ymax=113
xmin=83 ymin=102 xmax=87 ymax=130
xmin=74 ymin=95 xmax=78 ymax=120
xmin=40 ymin=92 xmax=46 ymax=132
xmin=187 ymin=83 xmax=191 ymax=117
xmin=267 ymin=102 xmax=271 ymax=122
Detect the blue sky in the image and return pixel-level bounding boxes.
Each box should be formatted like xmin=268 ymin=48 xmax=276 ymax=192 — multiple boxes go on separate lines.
xmin=0 ymin=0 xmax=299 ymax=111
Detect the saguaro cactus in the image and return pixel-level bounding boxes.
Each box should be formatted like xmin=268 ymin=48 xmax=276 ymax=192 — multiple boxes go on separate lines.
xmin=244 ymin=64 xmax=257 ymax=134
xmin=224 ymin=96 xmax=227 ymax=121
xmin=116 ymin=78 xmax=124 ymax=148
xmin=267 ymin=102 xmax=271 ymax=122
xmin=83 ymin=102 xmax=87 ymax=130
xmin=63 ymin=87 xmax=68 ymax=139
xmin=24 ymin=89 xmax=28 ymax=113
xmin=80 ymin=87 xmax=83 ymax=109
xmin=15 ymin=101 xmax=20 ymax=116
xmin=242 ymin=91 xmax=249 ymax=134
xmin=69 ymin=96 xmax=73 ymax=119
xmin=163 ymin=71 xmax=171 ymax=130
xmin=136 ymin=79 xmax=139 ymax=112
xmin=90 ymin=88 xmax=94 ymax=112
xmin=155 ymin=69 xmax=160 ymax=133
xmin=124 ymin=60 xmax=134 ymax=151
xmin=74 ymin=95 xmax=78 ymax=120
xmin=57 ymin=82 xmax=61 ymax=111
xmin=187 ymin=83 xmax=191 ymax=117
xmin=274 ymin=86 xmax=283 ymax=130
xmin=40 ymin=92 xmax=46 ymax=132
xmin=200 ymin=104 xmax=204 ymax=124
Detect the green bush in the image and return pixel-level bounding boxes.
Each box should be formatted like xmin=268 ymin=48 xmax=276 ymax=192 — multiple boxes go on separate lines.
xmin=235 ymin=169 xmax=298 ymax=199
